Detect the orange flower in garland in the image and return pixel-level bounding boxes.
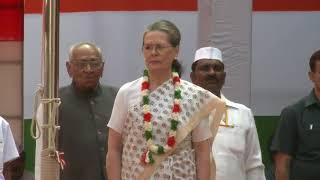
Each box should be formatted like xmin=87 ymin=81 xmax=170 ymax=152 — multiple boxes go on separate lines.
xmin=143 ymin=113 xmax=152 ymax=122
xmin=141 ymin=81 xmax=150 ymax=90
xmin=140 ymin=69 xmax=182 ymax=165
xmin=173 ymin=104 xmax=181 ymax=113
xmin=167 ymin=136 xmax=176 ymax=147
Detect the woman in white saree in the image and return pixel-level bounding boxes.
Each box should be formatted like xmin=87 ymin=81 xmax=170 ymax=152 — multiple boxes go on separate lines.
xmin=106 ymin=20 xmax=225 ymax=180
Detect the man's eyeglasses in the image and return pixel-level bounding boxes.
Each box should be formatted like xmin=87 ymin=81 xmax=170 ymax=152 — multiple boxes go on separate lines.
xmin=143 ymin=44 xmax=172 ymax=53
xmin=70 ymin=60 xmax=103 ymax=70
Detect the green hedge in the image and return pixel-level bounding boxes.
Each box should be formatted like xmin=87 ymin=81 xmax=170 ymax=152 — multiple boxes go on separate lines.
xmin=24 ymin=119 xmax=35 ymax=172
xmin=23 ymin=117 xmax=280 ymax=172
xmin=255 ymin=116 xmax=279 ymax=166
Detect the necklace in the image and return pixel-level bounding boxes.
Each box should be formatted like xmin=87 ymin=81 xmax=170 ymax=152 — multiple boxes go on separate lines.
xmin=140 ymin=69 xmax=182 ymax=165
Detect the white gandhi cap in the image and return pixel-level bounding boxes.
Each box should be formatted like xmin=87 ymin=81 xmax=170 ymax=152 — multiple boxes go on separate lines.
xmin=194 ymin=47 xmax=222 ymax=62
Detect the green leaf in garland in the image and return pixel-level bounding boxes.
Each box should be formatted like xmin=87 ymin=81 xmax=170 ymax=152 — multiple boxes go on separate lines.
xmin=174 ymin=89 xmax=182 ymax=99
xmin=148 ymin=152 xmax=155 ymax=164
xmin=170 ymin=120 xmax=179 ymax=130
xmin=143 ymin=69 xmax=149 ymax=76
xmin=143 ymin=96 xmax=149 ymax=104
xmin=157 ymin=145 xmax=165 ymax=154
xmin=145 ymin=130 xmax=153 ymax=140
xmin=172 ymin=68 xmax=177 ymax=73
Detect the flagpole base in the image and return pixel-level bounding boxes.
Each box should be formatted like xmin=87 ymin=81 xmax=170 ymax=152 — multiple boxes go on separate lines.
xmin=40 ymin=150 xmax=60 ymax=180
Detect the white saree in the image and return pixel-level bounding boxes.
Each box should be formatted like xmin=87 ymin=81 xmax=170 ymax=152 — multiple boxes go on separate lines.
xmin=108 ymin=78 xmax=225 ymax=180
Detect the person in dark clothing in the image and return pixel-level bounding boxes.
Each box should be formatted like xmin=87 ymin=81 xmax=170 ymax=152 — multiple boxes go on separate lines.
xmin=271 ymin=49 xmax=320 ymax=180
xmin=59 ymin=42 xmax=117 ymax=180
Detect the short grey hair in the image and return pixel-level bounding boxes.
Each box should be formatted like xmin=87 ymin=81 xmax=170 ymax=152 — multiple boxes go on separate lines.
xmin=68 ymin=42 xmax=102 ymax=60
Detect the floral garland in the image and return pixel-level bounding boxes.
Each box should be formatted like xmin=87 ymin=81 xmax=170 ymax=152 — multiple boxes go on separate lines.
xmin=140 ymin=69 xmax=182 ymax=165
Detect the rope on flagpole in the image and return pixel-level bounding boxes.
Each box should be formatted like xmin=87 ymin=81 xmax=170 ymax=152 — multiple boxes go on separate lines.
xmin=31 ymin=85 xmax=65 ymax=170
xmin=40 ymin=97 xmax=61 ymax=150
xmin=31 ymin=85 xmax=61 ymax=146
xmin=31 ymin=85 xmax=44 ymax=139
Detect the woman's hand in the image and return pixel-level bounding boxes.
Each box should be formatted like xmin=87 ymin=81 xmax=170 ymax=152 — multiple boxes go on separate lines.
xmin=106 ymin=129 xmax=123 ymax=180
xmin=193 ymin=139 xmax=211 ymax=180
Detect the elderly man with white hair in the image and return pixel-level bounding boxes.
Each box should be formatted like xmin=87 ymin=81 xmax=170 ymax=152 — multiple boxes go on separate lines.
xmin=190 ymin=47 xmax=266 ymax=180
xmin=59 ymin=42 xmax=118 ymax=180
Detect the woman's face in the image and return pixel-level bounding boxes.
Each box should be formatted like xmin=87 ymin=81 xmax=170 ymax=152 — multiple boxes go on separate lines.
xmin=143 ymin=31 xmax=179 ymax=72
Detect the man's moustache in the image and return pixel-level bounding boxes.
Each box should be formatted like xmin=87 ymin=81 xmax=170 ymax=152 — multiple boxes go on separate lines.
xmin=206 ymin=76 xmax=217 ymax=81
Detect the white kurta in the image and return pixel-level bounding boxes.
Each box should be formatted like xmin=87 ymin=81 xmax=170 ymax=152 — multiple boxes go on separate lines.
xmin=212 ymin=95 xmax=265 ymax=180
xmin=108 ymin=78 xmax=222 ymax=179
xmin=0 ymin=116 xmax=19 ymax=179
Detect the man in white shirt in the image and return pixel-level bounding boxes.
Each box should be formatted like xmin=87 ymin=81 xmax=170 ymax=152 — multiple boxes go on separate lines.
xmin=4 ymin=148 xmax=35 ymax=180
xmin=0 ymin=116 xmax=19 ymax=180
xmin=190 ymin=47 xmax=265 ymax=180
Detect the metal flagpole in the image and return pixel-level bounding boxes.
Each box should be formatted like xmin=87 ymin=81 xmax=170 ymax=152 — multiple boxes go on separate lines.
xmin=40 ymin=0 xmax=61 ymax=179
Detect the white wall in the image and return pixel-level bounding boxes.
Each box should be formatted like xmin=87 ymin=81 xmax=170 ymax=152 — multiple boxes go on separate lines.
xmin=251 ymin=12 xmax=320 ymax=115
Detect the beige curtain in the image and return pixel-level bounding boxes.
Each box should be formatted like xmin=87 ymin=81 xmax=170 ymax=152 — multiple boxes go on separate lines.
xmin=198 ymin=0 xmax=252 ymax=107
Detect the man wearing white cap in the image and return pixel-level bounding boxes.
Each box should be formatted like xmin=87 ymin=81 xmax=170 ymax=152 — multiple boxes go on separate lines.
xmin=190 ymin=47 xmax=265 ymax=180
